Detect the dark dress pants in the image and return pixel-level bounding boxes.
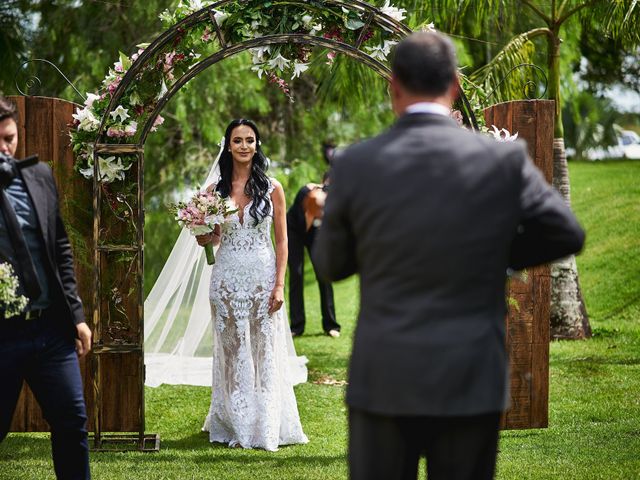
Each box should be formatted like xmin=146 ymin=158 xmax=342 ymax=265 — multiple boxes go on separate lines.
xmin=349 ymin=407 xmax=500 ymax=480
xmin=288 ymin=229 xmax=339 ymax=335
xmin=0 ymin=312 xmax=90 ymax=480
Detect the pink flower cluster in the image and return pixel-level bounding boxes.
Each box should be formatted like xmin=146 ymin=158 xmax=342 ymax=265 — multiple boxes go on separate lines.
xmin=107 ymin=123 xmax=137 ymax=138
xmin=107 ymin=76 xmax=122 ymax=96
xmin=267 ymin=72 xmax=293 ymax=101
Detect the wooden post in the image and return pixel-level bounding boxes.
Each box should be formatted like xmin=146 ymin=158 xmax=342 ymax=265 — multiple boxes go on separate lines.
xmin=484 ymin=99 xmax=555 ymax=429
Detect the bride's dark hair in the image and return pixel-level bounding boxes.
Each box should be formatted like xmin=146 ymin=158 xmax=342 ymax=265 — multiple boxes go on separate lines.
xmin=217 ymin=119 xmax=271 ymax=225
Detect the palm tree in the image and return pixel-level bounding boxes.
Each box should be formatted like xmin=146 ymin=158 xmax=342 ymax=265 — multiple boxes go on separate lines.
xmin=425 ymin=0 xmax=640 ymax=339
xmin=0 ymin=0 xmax=29 ymax=94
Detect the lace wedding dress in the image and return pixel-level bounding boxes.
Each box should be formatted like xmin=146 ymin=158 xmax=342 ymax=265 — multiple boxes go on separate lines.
xmin=202 ymin=181 xmax=309 ymax=451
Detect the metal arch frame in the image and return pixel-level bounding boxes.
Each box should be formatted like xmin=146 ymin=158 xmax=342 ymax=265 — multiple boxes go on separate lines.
xmin=87 ymin=0 xmax=473 ymax=452
xmin=96 ymin=0 xmax=413 ymax=141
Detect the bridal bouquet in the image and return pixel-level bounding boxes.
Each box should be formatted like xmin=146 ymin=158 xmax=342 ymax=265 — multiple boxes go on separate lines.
xmin=171 ymin=189 xmax=237 ymax=265
xmin=0 ymin=262 xmax=28 ymax=318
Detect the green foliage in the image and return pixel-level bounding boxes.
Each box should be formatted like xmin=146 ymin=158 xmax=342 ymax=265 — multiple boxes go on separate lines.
xmin=562 ymin=91 xmax=619 ymax=158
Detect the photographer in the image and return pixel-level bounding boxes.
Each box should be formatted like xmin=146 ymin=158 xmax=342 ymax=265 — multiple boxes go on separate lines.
xmin=287 ymin=145 xmax=341 ymax=338
xmin=0 ymin=96 xmax=91 ymax=480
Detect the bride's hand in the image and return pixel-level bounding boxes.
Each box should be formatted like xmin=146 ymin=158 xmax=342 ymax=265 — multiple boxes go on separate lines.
xmin=196 ymin=233 xmax=213 ymax=246
xmin=268 ymin=285 xmax=285 ymax=315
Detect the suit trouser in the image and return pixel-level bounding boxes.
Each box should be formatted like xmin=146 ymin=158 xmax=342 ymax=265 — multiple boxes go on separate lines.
xmin=349 ymin=406 xmax=500 ymax=480
xmin=288 ymin=230 xmax=339 ymax=334
xmin=0 ymin=312 xmax=90 ymax=480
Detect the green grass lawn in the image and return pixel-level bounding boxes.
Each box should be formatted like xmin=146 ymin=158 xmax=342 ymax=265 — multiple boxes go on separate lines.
xmin=1 ymin=160 xmax=639 ymax=479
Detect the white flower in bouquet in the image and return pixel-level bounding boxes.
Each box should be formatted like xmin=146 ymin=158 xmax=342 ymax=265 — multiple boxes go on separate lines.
xmin=0 ymin=262 xmax=28 ymax=318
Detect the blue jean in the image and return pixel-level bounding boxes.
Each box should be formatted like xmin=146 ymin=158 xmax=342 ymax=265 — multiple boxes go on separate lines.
xmin=0 ymin=313 xmax=90 ymax=480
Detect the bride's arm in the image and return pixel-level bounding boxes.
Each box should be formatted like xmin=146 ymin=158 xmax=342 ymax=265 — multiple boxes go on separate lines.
xmin=269 ymin=179 xmax=287 ymax=314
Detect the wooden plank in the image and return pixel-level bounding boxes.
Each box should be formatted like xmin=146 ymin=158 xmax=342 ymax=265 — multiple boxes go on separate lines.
xmin=483 ymin=104 xmax=494 ymax=128
xmin=8 ymin=385 xmax=27 ymax=431
xmin=530 ymin=343 xmax=549 ymax=427
xmin=508 ymin=316 xmax=533 ymax=344
xmin=100 ymin=352 xmax=142 ymax=432
xmin=492 ymin=101 xmax=513 ymax=134
xmin=532 ymin=265 xmax=551 ymax=344
xmin=512 ymin=100 xmax=537 ymax=162
xmin=509 ymin=343 xmax=532 ymax=366
xmin=505 ymin=395 xmax=531 ymax=429
xmin=510 ymin=370 xmax=532 ymax=396
xmin=534 ymin=100 xmax=555 ymax=183
xmin=24 ymin=96 xmax=54 ymax=162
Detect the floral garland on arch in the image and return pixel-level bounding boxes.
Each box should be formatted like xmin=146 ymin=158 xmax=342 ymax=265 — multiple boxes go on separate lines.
xmin=70 ymin=0 xmax=504 ymax=185
xmin=69 ymin=0 xmax=418 ymax=184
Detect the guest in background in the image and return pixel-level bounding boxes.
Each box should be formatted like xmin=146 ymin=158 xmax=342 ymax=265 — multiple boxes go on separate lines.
xmin=287 ymin=143 xmax=340 ymax=338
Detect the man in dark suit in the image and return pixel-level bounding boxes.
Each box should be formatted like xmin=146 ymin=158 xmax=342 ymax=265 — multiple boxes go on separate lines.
xmin=287 ymin=168 xmax=340 ymax=338
xmin=0 ymin=96 xmax=91 ymax=480
xmin=313 ymin=32 xmax=585 ymax=480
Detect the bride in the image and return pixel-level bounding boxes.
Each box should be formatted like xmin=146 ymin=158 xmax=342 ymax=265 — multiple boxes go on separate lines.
xmin=194 ymin=119 xmax=308 ymax=451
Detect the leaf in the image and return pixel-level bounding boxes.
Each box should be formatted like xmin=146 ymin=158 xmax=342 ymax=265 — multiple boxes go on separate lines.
xmin=119 ymin=51 xmax=132 ymax=71
xmin=345 ymin=18 xmax=365 ymax=30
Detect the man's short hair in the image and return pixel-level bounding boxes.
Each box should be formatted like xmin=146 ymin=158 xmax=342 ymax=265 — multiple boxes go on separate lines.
xmin=391 ymin=31 xmax=459 ymax=97
xmin=0 ymin=96 xmax=18 ymax=123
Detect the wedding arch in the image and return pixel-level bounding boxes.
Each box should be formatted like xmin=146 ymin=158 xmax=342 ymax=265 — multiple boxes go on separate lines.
xmin=11 ymin=0 xmax=552 ymax=451
xmin=85 ymin=0 xmax=480 ymax=450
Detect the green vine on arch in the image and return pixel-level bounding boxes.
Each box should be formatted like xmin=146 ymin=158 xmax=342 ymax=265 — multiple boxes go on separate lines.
xmin=68 ymin=0 xmax=448 ymax=184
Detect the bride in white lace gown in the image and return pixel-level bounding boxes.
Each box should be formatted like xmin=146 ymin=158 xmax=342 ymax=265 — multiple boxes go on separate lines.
xmin=197 ymin=119 xmax=308 ymax=451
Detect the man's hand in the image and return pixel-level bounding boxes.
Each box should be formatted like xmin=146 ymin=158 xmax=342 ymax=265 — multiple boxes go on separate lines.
xmin=75 ymin=322 xmax=92 ymax=358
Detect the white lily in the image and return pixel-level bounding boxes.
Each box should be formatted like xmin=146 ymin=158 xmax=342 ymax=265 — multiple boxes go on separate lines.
xmin=96 ymin=156 xmax=132 ymax=183
xmin=72 ymin=107 xmax=101 ymax=132
xmin=365 ymin=40 xmax=397 ymax=61
xmin=267 ymin=53 xmax=290 ymax=72
xmin=422 ymin=22 xmax=436 ymax=33
xmin=110 ymin=105 xmax=130 ymax=123
xmin=380 ymin=1 xmax=407 ymax=22
xmin=251 ymin=64 xmax=266 ymax=79
xmin=213 ymin=9 xmax=228 ymax=25
xmin=301 ymin=14 xmax=313 ymax=28
xmin=187 ymin=0 xmax=204 ymax=11
xmin=490 ymin=125 xmax=519 ymax=142
xmin=250 ymin=46 xmax=271 ymax=63
xmin=291 ymin=62 xmax=309 ymax=80
xmin=84 ymin=93 xmax=101 ymax=108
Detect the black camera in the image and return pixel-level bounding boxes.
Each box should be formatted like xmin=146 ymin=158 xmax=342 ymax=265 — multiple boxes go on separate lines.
xmin=0 ymin=152 xmax=39 ymax=189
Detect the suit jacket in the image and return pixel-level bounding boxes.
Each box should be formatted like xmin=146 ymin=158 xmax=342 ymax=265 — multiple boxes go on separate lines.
xmin=313 ymin=113 xmax=585 ymax=417
xmin=0 ymin=162 xmax=84 ymax=329
xmin=287 ymin=185 xmax=312 ymax=238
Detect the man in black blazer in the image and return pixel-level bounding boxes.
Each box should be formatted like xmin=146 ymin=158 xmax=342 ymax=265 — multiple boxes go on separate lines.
xmin=287 ymin=170 xmax=340 ymax=337
xmin=313 ymin=32 xmax=585 ymax=480
xmin=0 ymin=96 xmax=91 ymax=480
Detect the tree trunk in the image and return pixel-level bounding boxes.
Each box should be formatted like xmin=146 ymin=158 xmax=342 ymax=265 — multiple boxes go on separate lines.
xmin=550 ymin=138 xmax=591 ymax=339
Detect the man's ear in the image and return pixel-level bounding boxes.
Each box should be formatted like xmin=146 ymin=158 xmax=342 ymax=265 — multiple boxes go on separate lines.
xmin=448 ymin=75 xmax=460 ymax=103
xmin=390 ymin=75 xmax=403 ymax=115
